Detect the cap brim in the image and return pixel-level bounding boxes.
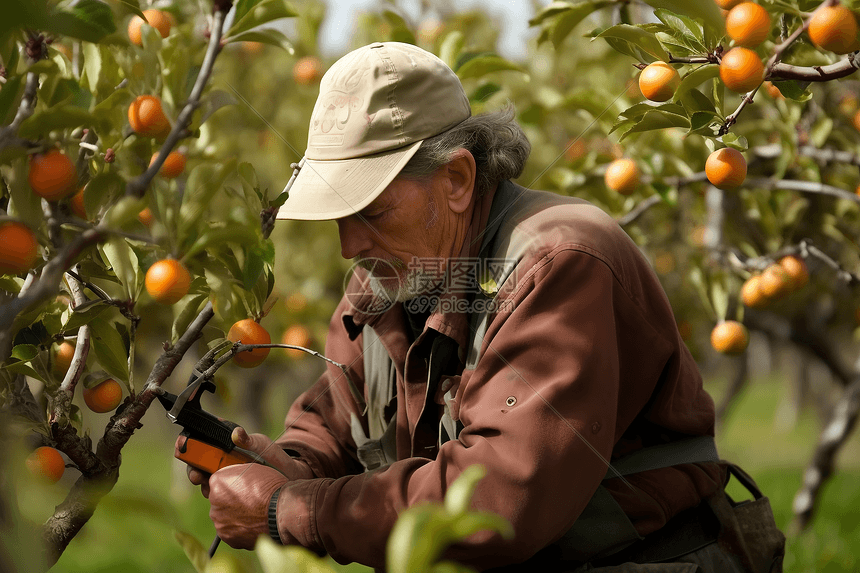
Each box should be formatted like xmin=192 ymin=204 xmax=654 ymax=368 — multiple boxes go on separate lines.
xmin=275 ymin=141 xmax=423 ymax=221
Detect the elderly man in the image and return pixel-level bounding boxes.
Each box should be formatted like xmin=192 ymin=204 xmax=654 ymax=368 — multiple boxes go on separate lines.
xmin=190 ymin=42 xmax=783 ymax=572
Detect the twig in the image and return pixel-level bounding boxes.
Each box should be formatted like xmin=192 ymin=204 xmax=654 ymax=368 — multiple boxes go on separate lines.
xmin=743 ymin=176 xmax=860 ymax=204
xmin=771 ymin=52 xmax=860 ymax=82
xmin=753 ymin=143 xmax=860 ymax=167
xmin=126 ymin=9 xmax=227 ymax=198
xmin=618 ymin=195 xmax=662 ymax=226
xmin=49 ymin=271 xmax=91 ymax=430
xmin=801 ymin=241 xmax=860 ymax=284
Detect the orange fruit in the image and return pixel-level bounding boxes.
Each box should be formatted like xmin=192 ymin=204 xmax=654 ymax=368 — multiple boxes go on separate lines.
xmin=710 ymin=320 xmax=749 ymax=354
xmin=741 ymin=275 xmax=768 ymax=308
xmin=138 ymin=207 xmax=154 ymax=227
xmin=638 ymin=61 xmax=681 ymax=102
xmin=128 ymin=95 xmax=170 ymax=139
xmin=0 ymin=222 xmax=40 ymax=276
xmin=128 ymin=9 xmax=173 ymax=46
xmin=227 ymin=319 xmax=271 ymax=368
xmin=853 ymin=110 xmax=860 ymax=133
xmin=726 ymin=3 xmax=771 ymax=48
xmin=564 ymin=138 xmax=587 ymax=162
xmin=26 ymin=446 xmax=65 ymax=484
xmin=779 ymin=255 xmax=808 ymax=290
xmin=808 ymin=6 xmax=859 ymax=55
xmin=28 ymin=149 xmax=78 ymax=201
xmin=285 ymin=292 xmax=307 ymax=312
xmin=604 ymin=158 xmax=640 ymax=195
xmin=763 ymin=81 xmax=783 ymax=99
xmin=69 ymin=188 xmax=87 ymax=219
xmin=150 ymin=151 xmax=186 ymax=178
xmin=719 ymin=47 xmax=764 ymax=93
xmin=714 ymin=0 xmax=744 ymax=9
xmin=52 ymin=341 xmax=76 ymax=377
xmin=145 ymin=259 xmax=191 ymax=304
xmin=759 ymin=263 xmax=792 ymax=301
xmin=83 ymin=379 xmax=123 ymax=413
xmin=705 ymin=148 xmax=747 ymax=190
xmin=281 ymin=324 xmax=312 ymax=359
xmin=293 ymin=56 xmax=322 ymax=85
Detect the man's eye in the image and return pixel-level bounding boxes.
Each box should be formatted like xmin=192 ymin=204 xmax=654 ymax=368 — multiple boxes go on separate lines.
xmin=364 ymin=210 xmax=385 ymax=220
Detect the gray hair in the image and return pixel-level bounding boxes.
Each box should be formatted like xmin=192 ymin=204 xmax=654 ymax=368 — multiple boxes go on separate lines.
xmin=398 ymin=104 xmax=531 ymax=196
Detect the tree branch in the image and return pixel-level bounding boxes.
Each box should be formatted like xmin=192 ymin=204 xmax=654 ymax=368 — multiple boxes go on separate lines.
xmin=743 ymin=176 xmax=860 ymax=204
xmin=770 ymin=51 xmax=860 ymax=82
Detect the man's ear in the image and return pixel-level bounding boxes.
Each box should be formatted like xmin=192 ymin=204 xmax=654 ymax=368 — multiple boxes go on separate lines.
xmin=442 ymin=149 xmax=476 ymax=214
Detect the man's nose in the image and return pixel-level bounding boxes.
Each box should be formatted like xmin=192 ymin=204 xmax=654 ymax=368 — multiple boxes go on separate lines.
xmin=337 ymin=215 xmax=373 ymax=260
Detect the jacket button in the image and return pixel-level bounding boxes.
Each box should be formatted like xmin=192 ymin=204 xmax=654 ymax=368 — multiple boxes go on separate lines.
xmin=505 ymin=396 xmax=516 ymax=407
xmin=591 ymin=422 xmax=601 ymax=434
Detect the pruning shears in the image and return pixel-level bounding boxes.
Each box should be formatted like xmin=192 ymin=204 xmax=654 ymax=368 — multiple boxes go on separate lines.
xmin=157 ymin=371 xmax=260 ymax=474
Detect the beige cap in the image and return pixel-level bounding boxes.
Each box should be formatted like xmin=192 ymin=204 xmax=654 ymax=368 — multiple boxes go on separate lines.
xmin=276 ymin=42 xmax=471 ymax=221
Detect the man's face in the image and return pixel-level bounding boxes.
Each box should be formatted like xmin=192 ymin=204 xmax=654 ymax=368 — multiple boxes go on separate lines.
xmin=337 ymin=173 xmax=452 ymax=302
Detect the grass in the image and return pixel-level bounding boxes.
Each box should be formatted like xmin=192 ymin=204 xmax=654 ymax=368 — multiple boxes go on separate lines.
xmin=26 ymin=375 xmax=859 ymax=572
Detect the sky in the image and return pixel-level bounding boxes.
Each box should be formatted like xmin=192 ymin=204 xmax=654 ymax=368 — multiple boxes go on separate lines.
xmin=318 ymin=0 xmax=542 ymax=60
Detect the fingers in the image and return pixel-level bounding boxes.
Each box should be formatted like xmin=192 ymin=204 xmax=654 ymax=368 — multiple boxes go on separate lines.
xmin=186 ymin=465 xmax=211 ymax=498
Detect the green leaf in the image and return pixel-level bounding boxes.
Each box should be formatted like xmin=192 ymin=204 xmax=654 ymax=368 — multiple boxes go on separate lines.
xmin=102 ymin=196 xmax=147 ymax=229
xmin=445 ymin=465 xmax=486 ymax=514
xmin=528 ymin=1 xmax=580 ymax=27
xmin=4 ymin=361 xmax=46 ymax=385
xmin=11 ymin=344 xmax=39 ymax=363
xmin=255 ymin=536 xmax=337 ymax=573
xmin=449 ymin=511 xmax=514 ymax=541
xmin=596 ymin=24 xmax=670 ymax=62
xmin=544 ymin=2 xmax=613 ymax=48
xmin=173 ymin=530 xmax=209 ymax=573
xmin=99 ymin=237 xmax=139 ymax=301
xmin=61 ymin=301 xmax=110 ymax=333
xmin=82 ymin=42 xmax=102 ymax=95
xmin=456 ymin=55 xmax=528 ymax=81
xmin=439 ymin=31 xmax=465 ymax=69
xmin=710 ymin=277 xmax=729 ymax=322
xmin=84 ymin=171 xmax=125 ymax=222
xmin=680 ymin=88 xmax=717 ymax=114
xmin=653 ymin=8 xmax=705 ymax=46
xmin=227 ymin=0 xmax=297 ymax=39
xmin=689 ymin=111 xmax=717 ymax=132
xmin=673 ymin=64 xmax=720 ymax=101
xmin=718 ymin=133 xmax=749 ymax=151
xmin=619 ymin=110 xmax=690 ymax=139
xmin=179 ymin=160 xmax=237 ymax=241
xmin=47 ymin=0 xmax=116 ymax=43
xmin=772 ymin=80 xmax=813 ymax=102
xmin=185 ymin=226 xmax=260 ymax=260
xmin=640 ymin=0 xmax=725 ymax=39
xmin=197 ymin=90 xmax=238 ymax=126
xmin=18 ymin=106 xmax=95 ymax=139
xmin=225 ymin=24 xmax=295 ymax=54
xmin=89 ymin=316 xmax=130 ymax=383
xmin=242 ymin=248 xmax=266 ymax=292
xmin=470 ymin=83 xmax=502 ymax=104
xmin=171 ymin=295 xmax=207 ymax=342
xmin=0 ymin=276 xmax=23 ymax=294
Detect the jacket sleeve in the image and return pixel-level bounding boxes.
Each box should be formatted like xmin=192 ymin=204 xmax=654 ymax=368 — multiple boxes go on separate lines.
xmin=273 ymin=248 xmax=682 ymax=571
xmin=274 ymin=296 xmax=367 ymax=479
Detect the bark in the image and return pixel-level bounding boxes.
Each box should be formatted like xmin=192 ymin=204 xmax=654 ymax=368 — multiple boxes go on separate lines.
xmin=791 ymin=371 xmax=860 ymax=532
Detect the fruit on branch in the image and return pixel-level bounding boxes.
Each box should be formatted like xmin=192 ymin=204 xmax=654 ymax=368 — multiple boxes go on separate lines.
xmin=281 ymin=324 xmax=312 ymax=359
xmin=741 ymin=275 xmax=768 ymax=308
xmin=145 ymin=259 xmax=191 ymax=304
xmin=28 ymin=149 xmax=79 ymax=201
xmin=604 ymin=158 xmax=640 ymax=195
xmin=714 ymin=0 xmax=745 ymax=9
xmin=128 ymin=9 xmax=173 ymax=47
xmin=227 ymin=318 xmax=271 ymax=368
xmin=52 ymin=341 xmax=76 ymax=377
xmin=705 ymin=148 xmax=747 ymax=190
xmin=726 ymin=3 xmax=771 ymax=48
xmin=759 ymin=263 xmax=793 ymax=301
xmin=138 ymin=207 xmax=154 ymax=227
xmin=69 ymin=188 xmax=87 ymax=219
xmin=807 ymin=5 xmax=859 ymax=55
xmin=26 ymin=447 xmax=65 ymax=484
xmin=83 ymin=379 xmax=123 ymax=413
xmin=0 ymin=221 xmax=40 ymax=275
xmin=763 ymin=81 xmax=784 ymax=99
xmin=293 ymin=56 xmax=322 ymax=85
xmin=853 ymin=110 xmax=860 ymax=132
xmin=779 ymin=255 xmax=808 ymax=290
xmin=638 ymin=61 xmax=680 ymax=102
xmin=719 ymin=47 xmax=764 ymax=93
xmin=128 ymin=95 xmax=171 ymax=139
xmin=710 ymin=320 xmax=749 ymax=354
xmin=150 ymin=151 xmax=187 ymax=178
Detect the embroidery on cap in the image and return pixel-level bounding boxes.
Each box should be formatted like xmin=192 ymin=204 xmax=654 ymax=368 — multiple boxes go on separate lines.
xmin=309 ymin=51 xmax=368 ymax=146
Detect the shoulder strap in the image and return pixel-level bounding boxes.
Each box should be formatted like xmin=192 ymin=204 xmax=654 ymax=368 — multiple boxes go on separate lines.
xmin=351 ymin=325 xmax=397 ymax=471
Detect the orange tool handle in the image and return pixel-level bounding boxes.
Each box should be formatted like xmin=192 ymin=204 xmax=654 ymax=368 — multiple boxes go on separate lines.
xmin=177 ymin=435 xmax=254 ymax=474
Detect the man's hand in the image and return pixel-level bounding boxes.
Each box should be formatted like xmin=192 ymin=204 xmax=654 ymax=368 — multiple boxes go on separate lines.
xmin=208 ymin=463 xmax=286 ymax=549
xmin=180 ymin=426 xmax=314 ymax=498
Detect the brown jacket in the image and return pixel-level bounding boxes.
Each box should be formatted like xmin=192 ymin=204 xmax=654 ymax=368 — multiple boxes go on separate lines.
xmin=274 ymin=181 xmax=723 ymax=570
